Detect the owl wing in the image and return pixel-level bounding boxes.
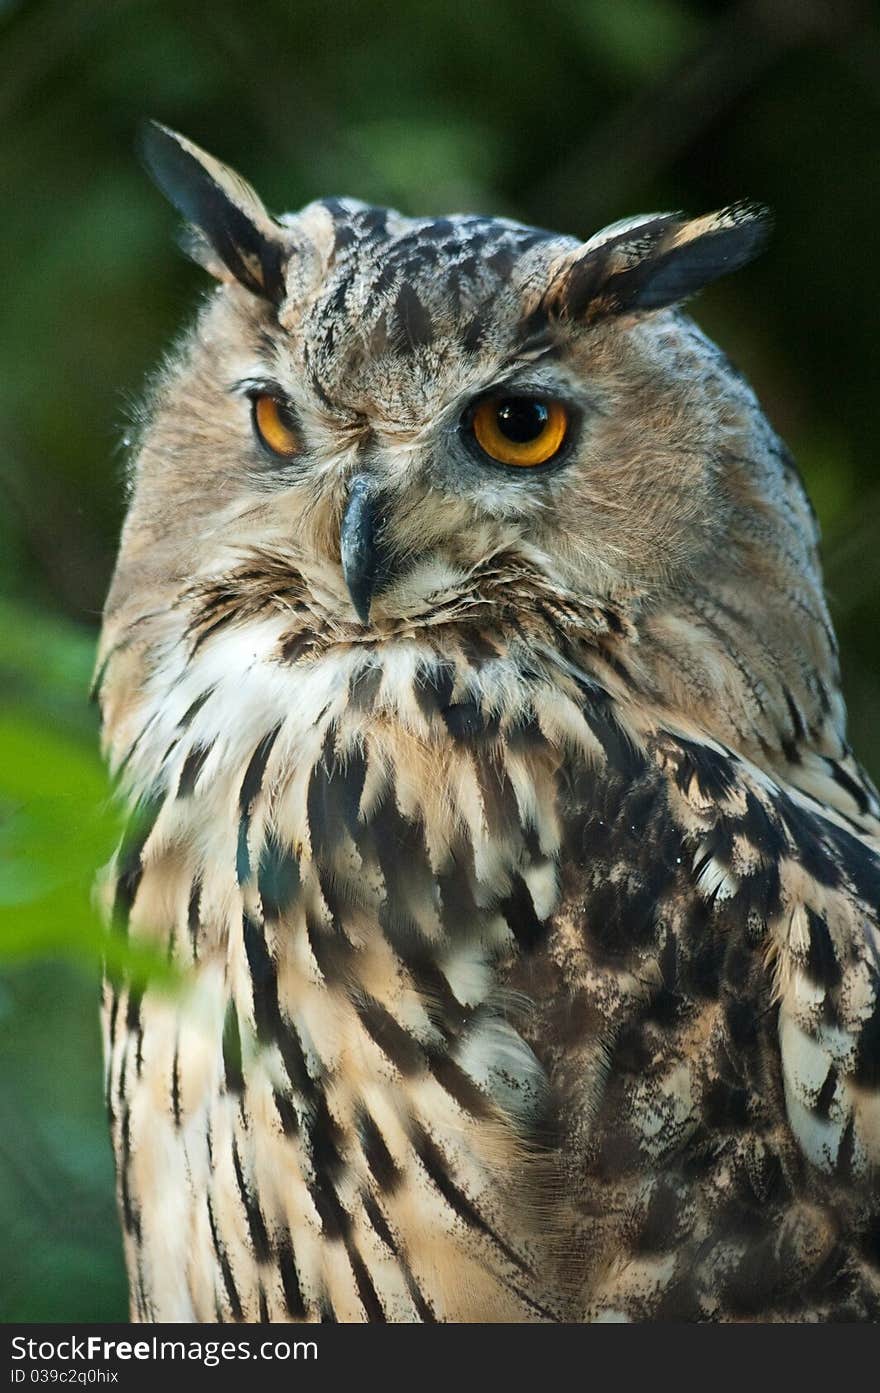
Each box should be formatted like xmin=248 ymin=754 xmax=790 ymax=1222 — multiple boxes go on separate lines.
xmin=661 ymin=728 xmax=880 ymax=1178
xmin=512 ymin=688 xmax=880 ymax=1319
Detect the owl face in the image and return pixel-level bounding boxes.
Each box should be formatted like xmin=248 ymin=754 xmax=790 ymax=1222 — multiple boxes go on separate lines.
xmin=226 ymin=200 xmax=731 ymax=617
xmin=105 ymin=126 xmax=797 ymax=654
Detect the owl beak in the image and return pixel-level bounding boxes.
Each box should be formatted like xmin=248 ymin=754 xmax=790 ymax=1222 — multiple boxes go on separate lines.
xmin=340 ymin=476 xmax=385 ymax=625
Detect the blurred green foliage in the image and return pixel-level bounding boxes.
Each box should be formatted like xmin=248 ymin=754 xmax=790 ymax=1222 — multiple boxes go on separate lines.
xmin=0 ymin=0 xmax=878 ymax=1322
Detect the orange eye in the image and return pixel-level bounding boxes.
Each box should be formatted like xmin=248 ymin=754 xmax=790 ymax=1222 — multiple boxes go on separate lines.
xmin=470 ymin=396 xmax=569 ymax=467
xmin=251 ymin=393 xmax=301 ymax=459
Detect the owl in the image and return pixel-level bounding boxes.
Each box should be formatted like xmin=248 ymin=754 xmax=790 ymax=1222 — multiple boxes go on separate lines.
xmin=95 ymin=123 xmax=880 ymax=1324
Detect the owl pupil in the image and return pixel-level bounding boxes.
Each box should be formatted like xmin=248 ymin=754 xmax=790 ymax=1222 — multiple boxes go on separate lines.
xmin=496 ymin=399 xmax=549 ymax=443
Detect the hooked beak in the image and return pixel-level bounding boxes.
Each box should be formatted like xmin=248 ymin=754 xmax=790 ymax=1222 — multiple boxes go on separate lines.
xmin=340 ymin=476 xmax=386 ymax=625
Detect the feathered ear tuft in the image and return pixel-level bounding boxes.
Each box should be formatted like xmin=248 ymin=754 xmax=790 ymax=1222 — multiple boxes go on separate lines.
xmin=139 ymin=121 xmax=289 ymax=303
xmin=548 ymin=202 xmax=771 ymax=324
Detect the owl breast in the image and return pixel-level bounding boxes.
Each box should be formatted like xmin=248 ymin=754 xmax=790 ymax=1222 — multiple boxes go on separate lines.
xmin=102 ymin=593 xmax=880 ymax=1323
xmin=103 ymin=625 xmax=589 ymax=1322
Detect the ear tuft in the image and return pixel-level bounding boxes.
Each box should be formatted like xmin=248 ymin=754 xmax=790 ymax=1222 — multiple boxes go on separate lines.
xmin=550 ymin=202 xmax=771 ymax=324
xmin=139 ymin=121 xmax=289 ymax=303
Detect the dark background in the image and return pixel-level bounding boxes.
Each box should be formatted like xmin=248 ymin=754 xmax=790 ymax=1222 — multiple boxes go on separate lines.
xmin=1 ymin=0 xmax=878 ymax=1321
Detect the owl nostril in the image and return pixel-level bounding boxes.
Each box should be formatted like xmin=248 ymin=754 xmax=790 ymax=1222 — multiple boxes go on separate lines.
xmin=339 ymin=476 xmax=392 ymax=625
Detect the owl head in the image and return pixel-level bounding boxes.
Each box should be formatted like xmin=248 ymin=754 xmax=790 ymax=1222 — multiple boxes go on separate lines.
xmin=100 ymin=124 xmax=839 ymax=773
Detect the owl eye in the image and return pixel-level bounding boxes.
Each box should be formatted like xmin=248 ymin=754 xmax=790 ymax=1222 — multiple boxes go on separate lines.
xmin=469 ymin=396 xmax=569 ymax=468
xmin=250 ymin=392 xmax=302 ymax=459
